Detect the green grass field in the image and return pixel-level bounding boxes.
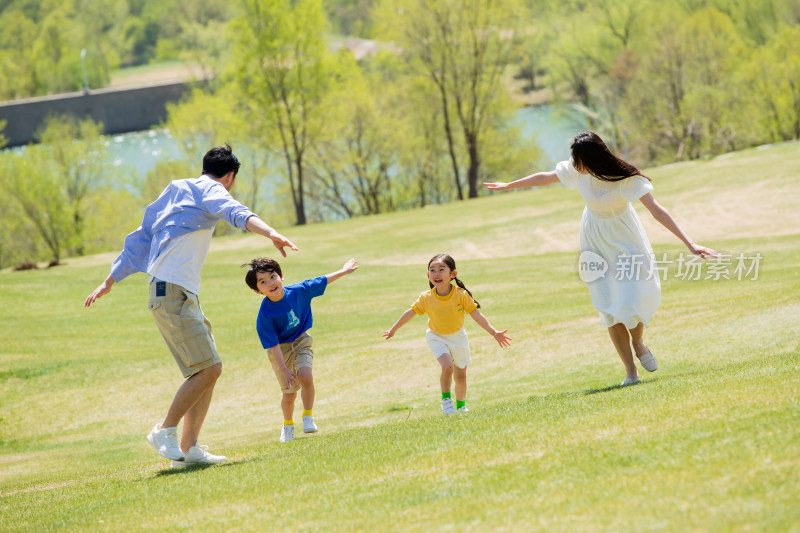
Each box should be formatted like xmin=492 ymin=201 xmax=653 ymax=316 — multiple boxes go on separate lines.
xmin=1 ymin=142 xmax=799 ymax=532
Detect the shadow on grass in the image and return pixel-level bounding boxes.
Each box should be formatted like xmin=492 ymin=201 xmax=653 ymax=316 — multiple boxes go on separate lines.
xmin=583 ymin=378 xmax=659 ymax=395
xmin=152 ymin=460 xmax=244 ymax=477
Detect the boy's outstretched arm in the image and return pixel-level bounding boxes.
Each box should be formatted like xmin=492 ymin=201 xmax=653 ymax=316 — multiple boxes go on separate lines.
xmin=383 ymin=308 xmax=416 ymax=340
xmin=469 ymin=309 xmax=512 ymax=347
xmin=325 ymin=259 xmax=359 ymax=285
xmin=267 ymin=345 xmax=299 ymax=389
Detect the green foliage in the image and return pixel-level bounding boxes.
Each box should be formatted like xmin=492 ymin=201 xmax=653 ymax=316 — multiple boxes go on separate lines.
xmin=228 ymin=0 xmax=334 ymax=225
xmin=307 ymin=51 xmax=404 ymax=218
xmin=621 ymin=6 xmax=749 ymax=163
xmin=0 ymin=9 xmax=37 ymax=98
xmin=378 ymin=0 xmax=533 ymax=198
xmin=0 ymin=115 xmax=136 ymax=267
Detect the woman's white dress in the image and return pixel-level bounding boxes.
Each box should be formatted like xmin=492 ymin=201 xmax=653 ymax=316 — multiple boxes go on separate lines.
xmin=555 ymin=159 xmax=661 ymax=329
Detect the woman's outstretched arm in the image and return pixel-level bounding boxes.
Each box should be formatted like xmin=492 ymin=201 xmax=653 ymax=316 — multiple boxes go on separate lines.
xmin=484 ymin=171 xmax=559 ymax=191
xmin=639 ymin=193 xmax=719 ymax=258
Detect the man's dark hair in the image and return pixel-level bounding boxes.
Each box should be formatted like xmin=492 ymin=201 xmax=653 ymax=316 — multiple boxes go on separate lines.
xmin=203 ymin=143 xmax=241 ymax=179
xmin=244 ymin=258 xmax=283 ymax=291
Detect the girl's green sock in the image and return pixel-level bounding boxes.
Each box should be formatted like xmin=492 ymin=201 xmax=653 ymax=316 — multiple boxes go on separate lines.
xmin=442 ymin=392 xmax=451 ymax=399
xmin=456 ymin=400 xmax=466 ymax=410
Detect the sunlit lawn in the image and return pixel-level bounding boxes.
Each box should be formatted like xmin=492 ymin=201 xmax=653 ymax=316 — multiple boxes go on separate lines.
xmin=1 ymin=142 xmax=799 ymax=532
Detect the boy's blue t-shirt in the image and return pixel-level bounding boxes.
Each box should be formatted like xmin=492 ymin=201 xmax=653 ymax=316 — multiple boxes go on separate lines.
xmin=256 ymin=276 xmax=327 ymax=349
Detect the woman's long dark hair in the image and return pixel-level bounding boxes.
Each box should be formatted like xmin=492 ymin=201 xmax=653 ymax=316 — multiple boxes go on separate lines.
xmin=428 ymin=254 xmax=480 ymax=308
xmin=571 ymin=131 xmax=651 ymax=182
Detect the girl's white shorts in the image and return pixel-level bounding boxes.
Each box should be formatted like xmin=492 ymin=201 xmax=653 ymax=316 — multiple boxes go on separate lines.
xmin=426 ymin=328 xmax=471 ymax=369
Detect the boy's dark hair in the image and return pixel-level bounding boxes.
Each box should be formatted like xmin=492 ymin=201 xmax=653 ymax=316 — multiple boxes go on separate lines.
xmin=203 ymin=143 xmax=241 ymax=179
xmin=427 ymin=253 xmax=480 ymax=308
xmin=244 ymin=258 xmax=282 ymax=291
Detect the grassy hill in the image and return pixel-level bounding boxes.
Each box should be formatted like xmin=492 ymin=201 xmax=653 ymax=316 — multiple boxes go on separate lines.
xmin=1 ymin=142 xmax=798 ymax=532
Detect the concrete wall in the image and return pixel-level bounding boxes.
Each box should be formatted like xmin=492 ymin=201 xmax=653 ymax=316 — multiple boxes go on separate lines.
xmin=0 ymin=81 xmax=193 ymax=147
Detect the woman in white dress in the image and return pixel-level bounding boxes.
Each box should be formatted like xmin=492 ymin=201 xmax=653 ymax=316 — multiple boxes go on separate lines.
xmin=484 ymin=132 xmax=717 ymax=386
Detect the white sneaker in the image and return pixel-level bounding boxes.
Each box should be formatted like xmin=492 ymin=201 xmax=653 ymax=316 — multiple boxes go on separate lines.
xmin=303 ymin=415 xmax=318 ymax=434
xmin=457 ymin=406 xmax=469 ymax=413
xmin=280 ymin=425 xmax=295 ymax=442
xmin=147 ymin=423 xmax=185 ymax=461
xmin=170 ymin=443 xmax=227 ymax=468
xmin=441 ymin=397 xmax=456 ymax=415
xmin=620 ymin=376 xmax=640 ymax=386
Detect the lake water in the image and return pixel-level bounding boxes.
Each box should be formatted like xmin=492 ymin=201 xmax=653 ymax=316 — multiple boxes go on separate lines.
xmin=106 ymin=104 xmax=587 ymax=179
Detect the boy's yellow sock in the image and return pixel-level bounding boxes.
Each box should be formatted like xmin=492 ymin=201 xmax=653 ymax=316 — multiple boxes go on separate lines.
xmin=303 ymin=409 xmax=313 ymax=417
xmin=284 ymin=419 xmax=294 ymax=426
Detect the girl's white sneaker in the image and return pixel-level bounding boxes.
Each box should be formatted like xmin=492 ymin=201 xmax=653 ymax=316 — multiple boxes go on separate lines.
xmin=441 ymin=398 xmax=456 ymax=415
xmin=456 ymin=406 xmax=469 ymax=413
xmin=620 ymin=376 xmax=640 ymax=386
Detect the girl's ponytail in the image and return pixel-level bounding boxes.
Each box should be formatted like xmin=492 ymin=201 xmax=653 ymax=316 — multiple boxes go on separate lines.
xmin=454 ymin=277 xmax=480 ymax=309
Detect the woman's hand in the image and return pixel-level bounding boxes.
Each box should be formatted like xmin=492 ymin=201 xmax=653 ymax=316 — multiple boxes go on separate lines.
xmin=688 ymin=243 xmax=720 ymax=259
xmin=483 ymin=182 xmax=511 ymax=191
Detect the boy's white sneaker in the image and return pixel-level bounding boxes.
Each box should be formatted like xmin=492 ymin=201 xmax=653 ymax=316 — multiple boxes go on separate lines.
xmin=457 ymin=406 xmax=469 ymax=413
xmin=441 ymin=397 xmax=456 ymax=415
xmin=302 ymin=415 xmax=318 ymax=434
xmin=147 ymin=423 xmax=185 ymax=461
xmin=280 ymin=425 xmax=295 ymax=442
xmin=170 ymin=444 xmax=227 ymax=468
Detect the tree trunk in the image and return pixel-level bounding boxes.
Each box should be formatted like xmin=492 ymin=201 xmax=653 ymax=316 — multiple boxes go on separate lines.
xmin=466 ymin=134 xmax=479 ymax=198
xmin=294 ymin=155 xmax=306 ymax=225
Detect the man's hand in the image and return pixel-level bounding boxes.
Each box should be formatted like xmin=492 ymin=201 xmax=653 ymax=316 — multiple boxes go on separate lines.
xmin=270 ymin=231 xmax=299 ymax=257
xmin=84 ymin=275 xmax=115 ymax=307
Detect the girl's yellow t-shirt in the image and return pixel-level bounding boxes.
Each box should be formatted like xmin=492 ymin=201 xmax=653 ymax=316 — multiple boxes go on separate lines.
xmin=411 ymin=285 xmax=478 ymax=335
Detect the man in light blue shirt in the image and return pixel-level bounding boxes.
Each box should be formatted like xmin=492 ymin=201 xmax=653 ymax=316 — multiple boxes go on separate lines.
xmin=85 ymin=144 xmax=297 ymax=466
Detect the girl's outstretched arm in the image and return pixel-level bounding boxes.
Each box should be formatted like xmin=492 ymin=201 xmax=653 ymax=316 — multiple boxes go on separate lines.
xmin=469 ymin=309 xmax=512 ymax=347
xmin=639 ymin=193 xmax=719 ymax=258
xmin=383 ymin=308 xmax=416 ymax=340
xmin=484 ymin=171 xmax=558 ymax=191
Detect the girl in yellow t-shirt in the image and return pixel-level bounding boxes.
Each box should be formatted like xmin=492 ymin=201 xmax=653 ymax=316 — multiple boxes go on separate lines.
xmin=383 ymin=254 xmax=511 ymax=415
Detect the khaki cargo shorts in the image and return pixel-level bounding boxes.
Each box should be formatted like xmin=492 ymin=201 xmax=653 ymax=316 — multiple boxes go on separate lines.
xmin=270 ymin=333 xmax=313 ymax=393
xmin=148 ymin=280 xmax=221 ymax=378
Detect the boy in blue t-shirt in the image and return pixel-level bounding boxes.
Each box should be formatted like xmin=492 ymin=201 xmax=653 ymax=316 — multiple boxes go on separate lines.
xmin=245 ymin=257 xmax=358 ymax=442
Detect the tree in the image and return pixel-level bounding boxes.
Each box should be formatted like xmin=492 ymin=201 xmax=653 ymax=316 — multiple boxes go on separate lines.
xmin=0 ymin=9 xmax=38 ymax=99
xmin=622 ymin=6 xmax=745 ymax=163
xmin=307 ymin=52 xmax=403 ymax=218
xmin=740 ymin=26 xmax=800 ymax=143
xmin=380 ymin=0 xmax=529 ymax=199
xmin=6 ymin=116 xmax=110 ymax=264
xmin=163 ymin=87 xmax=283 ymax=229
xmin=229 ymin=0 xmax=333 ymax=225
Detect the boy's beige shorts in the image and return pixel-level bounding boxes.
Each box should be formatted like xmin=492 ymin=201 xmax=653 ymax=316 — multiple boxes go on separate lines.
xmin=148 ymin=280 xmax=221 ymax=378
xmin=270 ymin=333 xmax=314 ymax=393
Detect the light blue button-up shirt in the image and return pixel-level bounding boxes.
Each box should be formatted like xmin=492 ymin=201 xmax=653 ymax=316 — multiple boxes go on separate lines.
xmin=110 ymin=175 xmax=256 ymax=283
